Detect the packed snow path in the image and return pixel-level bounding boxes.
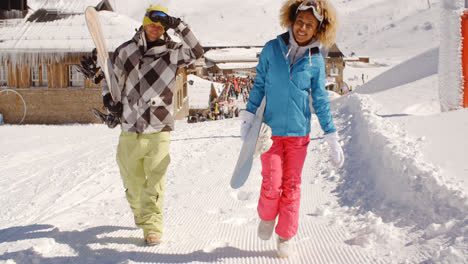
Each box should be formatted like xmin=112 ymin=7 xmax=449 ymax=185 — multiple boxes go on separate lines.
xmin=0 ymin=101 xmax=466 ymax=263
xmin=0 ymin=118 xmax=388 ymax=264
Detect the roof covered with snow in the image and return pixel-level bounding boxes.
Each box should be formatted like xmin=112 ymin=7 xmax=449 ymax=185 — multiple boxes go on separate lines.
xmin=0 ymin=10 xmax=140 ymax=65
xmin=216 ymin=62 xmax=258 ymax=70
xmin=187 ymin=74 xmax=223 ymax=110
xmin=28 ymin=0 xmax=105 ymax=14
xmin=204 ymin=48 xmax=261 ymax=63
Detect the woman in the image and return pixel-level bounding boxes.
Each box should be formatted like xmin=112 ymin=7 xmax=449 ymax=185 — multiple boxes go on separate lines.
xmin=240 ymin=0 xmax=344 ymax=257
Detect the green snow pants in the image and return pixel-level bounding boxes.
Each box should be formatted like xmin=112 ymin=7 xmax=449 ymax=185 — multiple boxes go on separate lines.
xmin=116 ymin=130 xmax=171 ymax=238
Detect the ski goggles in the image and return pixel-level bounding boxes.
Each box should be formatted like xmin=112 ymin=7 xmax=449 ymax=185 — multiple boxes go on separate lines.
xmin=296 ymin=0 xmax=324 ymax=23
xmin=145 ymin=10 xmax=168 ymax=22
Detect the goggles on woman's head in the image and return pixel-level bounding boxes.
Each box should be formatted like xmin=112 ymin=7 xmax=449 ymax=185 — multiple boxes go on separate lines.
xmin=296 ymin=0 xmax=324 ymax=23
xmin=146 ymin=10 xmax=168 ymax=22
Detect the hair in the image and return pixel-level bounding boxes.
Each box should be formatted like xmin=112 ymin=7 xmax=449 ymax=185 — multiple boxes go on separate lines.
xmin=279 ymin=0 xmax=338 ymax=47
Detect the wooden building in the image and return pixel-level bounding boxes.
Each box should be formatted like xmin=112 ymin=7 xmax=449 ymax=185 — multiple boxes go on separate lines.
xmin=203 ymin=47 xmax=261 ymax=77
xmin=0 ymin=0 xmax=27 ymax=19
xmin=203 ymin=45 xmax=346 ymax=94
xmin=0 ymin=0 xmax=189 ymax=124
xmin=324 ymin=43 xmax=345 ymax=93
xmin=186 ymin=74 xmax=221 ymax=120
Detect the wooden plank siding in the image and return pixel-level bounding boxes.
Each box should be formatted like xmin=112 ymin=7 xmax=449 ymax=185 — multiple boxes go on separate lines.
xmin=1 ymin=53 xmax=189 ymax=124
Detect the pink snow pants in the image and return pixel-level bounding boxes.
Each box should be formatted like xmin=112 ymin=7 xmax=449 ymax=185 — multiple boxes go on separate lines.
xmin=257 ymin=135 xmax=310 ymax=239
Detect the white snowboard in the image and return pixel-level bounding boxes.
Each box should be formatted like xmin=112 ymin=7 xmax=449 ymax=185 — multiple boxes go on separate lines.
xmin=85 ymin=6 xmax=120 ymax=102
xmin=230 ymin=97 xmax=266 ymax=189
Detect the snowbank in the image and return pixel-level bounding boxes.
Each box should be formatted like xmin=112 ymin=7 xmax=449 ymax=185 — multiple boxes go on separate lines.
xmin=334 ymin=94 xmax=468 ymax=227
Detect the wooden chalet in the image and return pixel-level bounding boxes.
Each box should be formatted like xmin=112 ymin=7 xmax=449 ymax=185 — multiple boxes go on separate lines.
xmin=203 ymin=47 xmax=261 ymax=78
xmin=324 ymin=43 xmax=345 ymax=93
xmin=0 ymin=0 xmax=189 ymax=124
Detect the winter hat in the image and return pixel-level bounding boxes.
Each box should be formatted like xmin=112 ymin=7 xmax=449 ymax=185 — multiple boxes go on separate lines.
xmin=143 ymin=4 xmax=169 ymax=31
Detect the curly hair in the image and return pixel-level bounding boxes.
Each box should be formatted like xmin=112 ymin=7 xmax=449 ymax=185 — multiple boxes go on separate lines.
xmin=279 ymin=0 xmax=338 ymax=47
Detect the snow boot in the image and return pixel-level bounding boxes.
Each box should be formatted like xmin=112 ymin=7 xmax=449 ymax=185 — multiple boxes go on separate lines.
xmin=257 ymin=219 xmax=275 ymax=240
xmin=276 ymin=236 xmax=292 ymax=258
xmin=145 ymin=233 xmax=162 ymax=246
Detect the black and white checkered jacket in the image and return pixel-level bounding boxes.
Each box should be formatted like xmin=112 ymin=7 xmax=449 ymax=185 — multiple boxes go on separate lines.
xmin=103 ymin=22 xmax=204 ymax=134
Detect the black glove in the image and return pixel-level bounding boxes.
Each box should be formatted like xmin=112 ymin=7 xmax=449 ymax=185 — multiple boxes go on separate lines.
xmin=94 ymin=71 xmax=105 ymax=84
xmin=159 ymin=16 xmax=181 ymax=29
xmin=103 ymin=93 xmax=123 ymax=116
xmin=79 ymin=48 xmax=100 ymax=78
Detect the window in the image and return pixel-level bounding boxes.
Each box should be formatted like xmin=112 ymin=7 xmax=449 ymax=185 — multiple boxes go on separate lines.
xmin=330 ymin=61 xmax=339 ymax=76
xmin=69 ymin=65 xmax=84 ymax=87
xmin=31 ymin=66 xmax=40 ymax=86
xmin=30 ymin=65 xmax=48 ymax=87
xmin=0 ymin=65 xmax=7 ymax=86
xmin=42 ymin=65 xmax=48 ymax=87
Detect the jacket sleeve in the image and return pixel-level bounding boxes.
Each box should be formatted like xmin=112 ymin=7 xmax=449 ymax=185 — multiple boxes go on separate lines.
xmin=311 ymin=58 xmax=336 ymax=135
xmin=173 ymin=22 xmax=204 ymax=68
xmin=102 ymin=43 xmax=127 ymax=97
xmin=246 ymin=43 xmax=270 ymax=114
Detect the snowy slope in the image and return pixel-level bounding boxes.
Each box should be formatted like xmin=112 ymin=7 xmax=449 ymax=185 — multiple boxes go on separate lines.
xmin=113 ymin=0 xmax=283 ymax=46
xmin=336 ymin=0 xmax=437 ymax=58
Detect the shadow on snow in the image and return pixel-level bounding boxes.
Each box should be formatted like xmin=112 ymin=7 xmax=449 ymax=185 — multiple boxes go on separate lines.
xmin=0 ymin=224 xmax=276 ymax=264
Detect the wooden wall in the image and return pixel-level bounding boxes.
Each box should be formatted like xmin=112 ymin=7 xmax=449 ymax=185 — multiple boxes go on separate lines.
xmin=325 ymin=57 xmax=345 ymax=93
xmin=1 ymin=53 xmax=189 ymax=124
xmin=0 ymin=88 xmax=103 ymax=124
xmin=174 ymin=68 xmax=189 ymax=120
xmin=6 ymin=55 xmax=102 ymax=89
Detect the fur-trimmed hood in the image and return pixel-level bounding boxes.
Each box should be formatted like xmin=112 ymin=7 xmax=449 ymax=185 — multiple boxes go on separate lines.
xmin=279 ymin=0 xmax=338 ymax=47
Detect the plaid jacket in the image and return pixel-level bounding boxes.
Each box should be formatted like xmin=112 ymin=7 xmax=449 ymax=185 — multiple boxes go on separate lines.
xmin=103 ymin=22 xmax=204 ymax=134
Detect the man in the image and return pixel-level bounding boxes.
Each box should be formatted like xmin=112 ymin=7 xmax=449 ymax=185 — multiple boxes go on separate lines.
xmin=101 ymin=4 xmax=203 ymax=246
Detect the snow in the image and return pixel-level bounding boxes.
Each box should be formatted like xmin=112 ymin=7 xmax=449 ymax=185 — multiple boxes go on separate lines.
xmin=1 ymin=0 xmax=468 ymax=263
xmin=0 ymin=11 xmax=140 ymax=66
xmin=215 ymin=62 xmax=259 ymax=70
xmin=187 ymin=74 xmax=222 ymax=110
xmin=27 ymin=0 xmax=104 ymax=13
xmin=204 ymin=48 xmax=261 ymax=63
xmin=113 ymin=0 xmax=284 ymax=46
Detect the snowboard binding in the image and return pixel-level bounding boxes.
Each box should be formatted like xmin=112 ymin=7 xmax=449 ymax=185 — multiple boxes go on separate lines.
xmin=92 ymin=108 xmax=121 ymax=129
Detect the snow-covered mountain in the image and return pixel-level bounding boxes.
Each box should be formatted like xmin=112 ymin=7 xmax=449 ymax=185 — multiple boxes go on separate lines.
xmin=113 ymin=0 xmax=283 ymax=46
xmin=113 ymin=0 xmax=437 ymax=54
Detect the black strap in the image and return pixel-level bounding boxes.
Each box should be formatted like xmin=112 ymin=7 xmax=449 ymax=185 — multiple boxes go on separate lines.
xmin=310 ymin=47 xmax=319 ymax=55
xmin=280 ymin=32 xmax=289 ymax=45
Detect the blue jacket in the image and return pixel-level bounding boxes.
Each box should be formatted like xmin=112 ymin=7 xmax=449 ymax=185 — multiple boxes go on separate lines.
xmin=246 ymin=32 xmax=336 ymax=137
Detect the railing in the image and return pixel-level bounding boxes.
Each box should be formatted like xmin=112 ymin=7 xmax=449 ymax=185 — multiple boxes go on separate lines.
xmin=0 ymin=88 xmax=27 ymax=124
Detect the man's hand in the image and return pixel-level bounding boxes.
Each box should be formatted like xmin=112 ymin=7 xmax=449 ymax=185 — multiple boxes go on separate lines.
xmin=103 ymin=93 xmax=123 ymax=116
xmin=79 ymin=48 xmax=100 ymax=78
